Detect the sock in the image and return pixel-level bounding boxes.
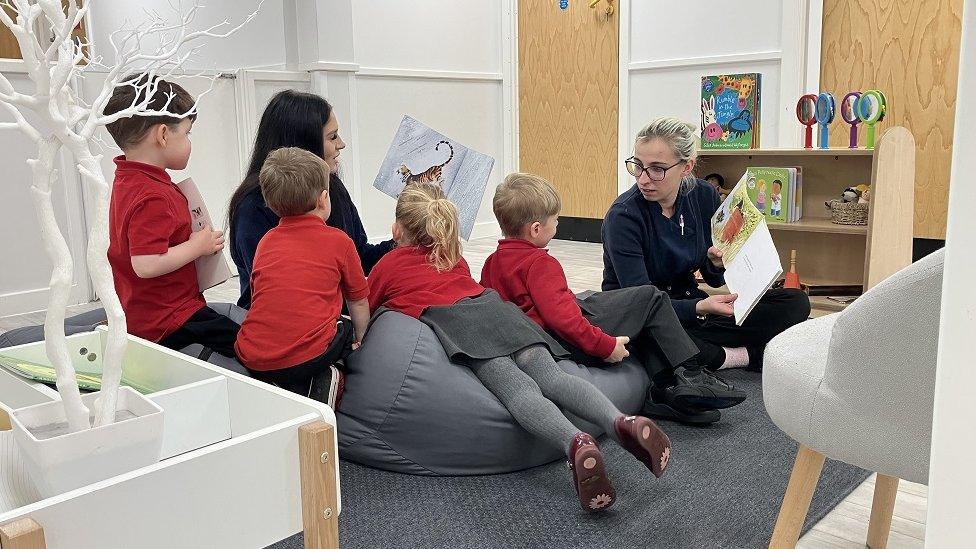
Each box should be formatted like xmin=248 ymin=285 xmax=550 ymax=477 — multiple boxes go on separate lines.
xmin=719 ymin=346 xmax=750 ymax=370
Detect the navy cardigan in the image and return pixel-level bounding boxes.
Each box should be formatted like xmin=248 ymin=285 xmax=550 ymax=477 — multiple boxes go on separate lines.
xmin=601 ymin=180 xmax=726 ymax=323
xmin=230 ymin=174 xmax=395 ymax=308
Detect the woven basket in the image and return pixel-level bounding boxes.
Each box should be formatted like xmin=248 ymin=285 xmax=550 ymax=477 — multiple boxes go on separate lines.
xmin=827 ymin=199 xmax=869 ymax=226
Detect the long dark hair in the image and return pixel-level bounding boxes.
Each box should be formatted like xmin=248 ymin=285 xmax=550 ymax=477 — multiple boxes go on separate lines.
xmin=228 ymin=90 xmax=336 ymax=227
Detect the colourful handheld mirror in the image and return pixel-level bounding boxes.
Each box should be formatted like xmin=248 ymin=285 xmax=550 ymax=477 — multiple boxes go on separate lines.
xmin=855 ymin=89 xmax=886 ymax=148
xmin=815 ymin=92 xmax=835 ymax=149
xmin=796 ymin=94 xmax=817 ymax=149
xmin=840 ymin=91 xmax=861 ymax=148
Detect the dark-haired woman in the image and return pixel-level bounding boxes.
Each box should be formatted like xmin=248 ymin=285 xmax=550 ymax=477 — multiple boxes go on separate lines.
xmin=228 ymin=90 xmax=395 ymax=308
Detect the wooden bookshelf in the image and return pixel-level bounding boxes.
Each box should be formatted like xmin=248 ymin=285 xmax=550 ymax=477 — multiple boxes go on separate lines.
xmin=697 ymin=127 xmax=916 ymax=316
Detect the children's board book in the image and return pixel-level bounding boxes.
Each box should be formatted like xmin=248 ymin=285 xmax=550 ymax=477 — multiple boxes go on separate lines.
xmin=743 ymin=167 xmax=799 ymax=223
xmin=710 ymin=172 xmax=783 ymax=325
xmin=176 ymin=178 xmax=233 ymax=291
xmin=373 ymin=115 xmax=495 ymax=240
xmin=701 ymin=73 xmax=762 ymax=150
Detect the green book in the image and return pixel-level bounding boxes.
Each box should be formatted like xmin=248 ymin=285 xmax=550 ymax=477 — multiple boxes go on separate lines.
xmin=744 ymin=167 xmax=793 ymax=223
xmin=0 ymin=353 xmax=155 ymax=394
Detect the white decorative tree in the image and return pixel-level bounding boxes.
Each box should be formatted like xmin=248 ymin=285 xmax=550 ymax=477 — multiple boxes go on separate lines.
xmin=0 ymin=0 xmax=259 ymax=432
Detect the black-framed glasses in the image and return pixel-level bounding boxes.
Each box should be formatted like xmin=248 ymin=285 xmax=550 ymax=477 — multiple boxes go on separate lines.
xmin=625 ymin=158 xmax=684 ymax=182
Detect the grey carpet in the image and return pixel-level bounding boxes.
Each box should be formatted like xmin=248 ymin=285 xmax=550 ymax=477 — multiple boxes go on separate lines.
xmin=268 ymin=369 xmax=869 ymax=549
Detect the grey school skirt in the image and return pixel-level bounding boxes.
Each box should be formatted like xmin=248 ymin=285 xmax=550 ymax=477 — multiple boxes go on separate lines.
xmin=419 ymin=290 xmax=569 ymax=364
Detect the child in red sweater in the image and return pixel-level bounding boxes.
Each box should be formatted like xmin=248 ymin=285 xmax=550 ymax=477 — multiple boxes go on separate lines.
xmin=235 ymin=148 xmax=369 ymax=406
xmin=368 ymin=182 xmax=672 ymax=513
xmin=481 ymin=173 xmax=746 ymax=425
xmin=105 ymin=75 xmax=239 ymax=356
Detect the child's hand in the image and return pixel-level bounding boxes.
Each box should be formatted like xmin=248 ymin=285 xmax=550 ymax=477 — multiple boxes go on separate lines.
xmin=604 ymin=336 xmax=630 ymax=363
xmin=190 ymin=224 xmax=224 ymax=257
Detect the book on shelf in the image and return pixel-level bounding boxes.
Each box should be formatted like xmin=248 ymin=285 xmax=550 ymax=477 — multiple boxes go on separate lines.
xmin=710 ymin=172 xmax=783 ymax=325
xmin=743 ymin=167 xmax=802 ymax=223
xmin=700 ymin=73 xmax=761 ymax=150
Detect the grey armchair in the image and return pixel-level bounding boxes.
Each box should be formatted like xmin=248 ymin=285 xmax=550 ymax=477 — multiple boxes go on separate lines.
xmin=763 ymin=249 xmax=943 ymax=548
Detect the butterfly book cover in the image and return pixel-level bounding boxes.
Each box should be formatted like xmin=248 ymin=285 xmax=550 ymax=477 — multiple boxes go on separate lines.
xmin=700 ymin=73 xmax=762 ymax=150
xmin=373 ymin=115 xmax=495 ymax=240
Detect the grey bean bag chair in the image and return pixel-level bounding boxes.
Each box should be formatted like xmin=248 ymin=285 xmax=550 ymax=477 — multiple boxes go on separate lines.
xmin=0 ymin=303 xmax=250 ymax=377
xmin=337 ymin=310 xmax=649 ymax=476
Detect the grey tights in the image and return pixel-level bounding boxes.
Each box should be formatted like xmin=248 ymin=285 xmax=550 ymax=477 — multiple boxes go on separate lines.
xmin=467 ymin=344 xmax=621 ymax=455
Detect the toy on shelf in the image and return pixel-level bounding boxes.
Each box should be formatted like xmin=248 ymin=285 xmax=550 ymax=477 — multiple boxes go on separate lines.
xmin=704 ymin=172 xmax=730 ymax=200
xmin=784 ymin=249 xmax=802 ymax=290
xmin=796 ymin=94 xmax=817 ymax=149
xmin=840 ymin=92 xmax=861 ymax=148
xmin=855 ymin=89 xmax=887 ymax=149
xmin=825 ymin=184 xmax=871 ymax=226
xmin=815 ymin=92 xmax=835 ymax=149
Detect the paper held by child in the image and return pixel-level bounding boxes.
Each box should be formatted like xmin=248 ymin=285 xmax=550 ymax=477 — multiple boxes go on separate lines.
xmin=372 ymin=115 xmax=495 ymax=240
xmin=710 ymin=173 xmax=783 ymax=325
xmin=176 ymin=178 xmax=232 ymax=291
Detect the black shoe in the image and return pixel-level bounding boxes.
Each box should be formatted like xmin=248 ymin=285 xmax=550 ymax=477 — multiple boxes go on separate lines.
xmin=643 ymin=387 xmax=721 ymax=425
xmin=309 ymin=364 xmax=344 ymax=409
xmin=665 ymin=366 xmax=747 ymax=410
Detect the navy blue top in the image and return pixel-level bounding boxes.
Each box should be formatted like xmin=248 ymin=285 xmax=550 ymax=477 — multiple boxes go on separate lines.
xmin=230 ymin=174 xmax=395 ymax=308
xmin=602 ymin=179 xmax=726 ymax=323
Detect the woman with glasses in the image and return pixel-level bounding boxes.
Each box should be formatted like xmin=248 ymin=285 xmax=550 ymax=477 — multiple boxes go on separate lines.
xmin=602 ymin=117 xmax=810 ymax=383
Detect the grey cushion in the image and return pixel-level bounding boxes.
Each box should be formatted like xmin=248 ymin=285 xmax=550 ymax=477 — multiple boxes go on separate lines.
xmin=764 ymin=249 xmax=944 ymax=484
xmin=0 ymin=303 xmax=250 ymax=377
xmin=337 ymin=310 xmax=649 ymax=476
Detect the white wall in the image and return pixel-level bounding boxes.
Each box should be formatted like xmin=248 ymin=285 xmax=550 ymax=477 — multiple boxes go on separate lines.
xmin=88 ymin=0 xmax=285 ymax=71
xmin=926 ymin=0 xmax=976 ymax=542
xmin=619 ymin=0 xmax=818 ymax=192
xmin=310 ymin=0 xmax=509 ymax=242
xmin=0 ymin=69 xmax=91 ymax=316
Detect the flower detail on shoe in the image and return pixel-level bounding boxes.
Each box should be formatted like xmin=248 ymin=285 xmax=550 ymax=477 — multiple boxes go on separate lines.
xmin=661 ymin=446 xmax=671 ymax=470
xmin=589 ymin=493 xmax=613 ymax=510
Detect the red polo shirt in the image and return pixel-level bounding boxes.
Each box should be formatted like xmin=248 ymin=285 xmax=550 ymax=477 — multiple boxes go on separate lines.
xmin=235 ymin=215 xmax=369 ymax=371
xmin=108 ymin=156 xmax=205 ymax=342
xmin=480 ymin=239 xmax=616 ymax=359
xmin=367 ymin=245 xmax=483 ymax=319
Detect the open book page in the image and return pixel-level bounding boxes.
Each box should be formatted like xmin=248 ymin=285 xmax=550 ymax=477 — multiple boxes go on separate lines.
xmin=710 ymin=173 xmax=783 ymax=325
xmin=176 ymin=178 xmax=232 ymax=292
xmin=372 ymin=115 xmax=495 ymax=240
xmin=724 ymin=223 xmax=782 ymax=325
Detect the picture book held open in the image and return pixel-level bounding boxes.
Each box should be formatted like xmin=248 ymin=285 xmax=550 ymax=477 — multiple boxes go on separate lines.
xmin=372 ymin=115 xmax=495 ymax=240
xmin=710 ymin=172 xmax=783 ymax=325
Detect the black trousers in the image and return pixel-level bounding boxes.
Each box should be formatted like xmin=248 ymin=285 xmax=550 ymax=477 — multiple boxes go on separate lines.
xmin=558 ymin=286 xmax=701 ymax=387
xmin=159 ymin=306 xmax=241 ymax=359
xmin=684 ymin=288 xmax=811 ymax=370
xmin=247 ymin=319 xmax=355 ymax=396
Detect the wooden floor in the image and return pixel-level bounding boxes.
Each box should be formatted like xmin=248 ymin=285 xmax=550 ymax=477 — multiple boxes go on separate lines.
xmin=0 ymin=236 xmax=928 ymax=547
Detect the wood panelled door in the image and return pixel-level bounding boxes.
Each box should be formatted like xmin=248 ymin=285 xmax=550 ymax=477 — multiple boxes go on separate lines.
xmin=517 ymin=0 xmax=619 ymax=220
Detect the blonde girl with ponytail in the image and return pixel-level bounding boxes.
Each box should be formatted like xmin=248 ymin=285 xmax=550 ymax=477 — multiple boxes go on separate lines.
xmin=367 ymin=182 xmax=674 ymax=514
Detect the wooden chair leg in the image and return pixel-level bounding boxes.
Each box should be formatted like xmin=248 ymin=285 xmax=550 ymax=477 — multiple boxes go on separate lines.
xmin=866 ymin=474 xmax=899 ymax=549
xmin=0 ymin=517 xmax=46 ymax=549
xmin=299 ymin=420 xmax=340 ymax=549
xmin=769 ymin=444 xmax=827 ymax=549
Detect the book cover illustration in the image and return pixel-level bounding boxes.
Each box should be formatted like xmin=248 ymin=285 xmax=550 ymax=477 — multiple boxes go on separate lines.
xmin=373 ymin=115 xmax=495 ymax=240
xmin=711 ymin=177 xmax=765 ymax=266
xmin=700 ymin=73 xmax=761 ymax=150
xmin=744 ymin=167 xmax=793 ymax=223
xmin=710 ymin=173 xmax=783 ymax=325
